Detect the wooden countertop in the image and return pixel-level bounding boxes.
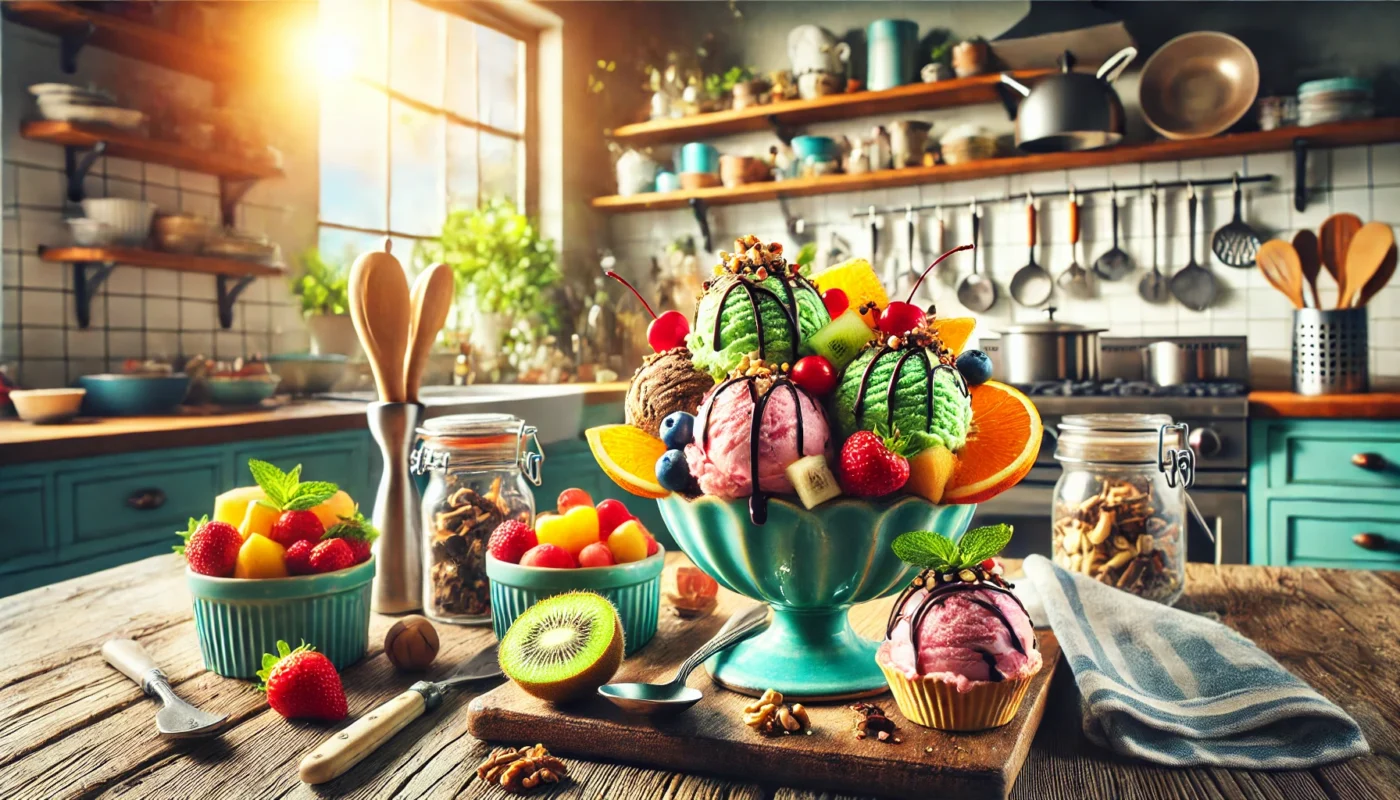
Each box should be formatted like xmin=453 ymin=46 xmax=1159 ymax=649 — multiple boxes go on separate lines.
xmin=1249 ymin=391 xmax=1400 ymax=419
xmin=0 ymin=383 xmax=629 ymax=464
xmin=2 ymin=553 xmax=1393 ymax=799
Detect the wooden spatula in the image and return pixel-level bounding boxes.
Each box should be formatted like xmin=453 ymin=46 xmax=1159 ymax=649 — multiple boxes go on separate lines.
xmin=1340 ymin=222 xmax=1396 ymax=308
xmin=349 ymin=240 xmax=412 ymax=403
xmin=1356 ymin=244 xmax=1396 ymax=308
xmin=1292 ymin=229 xmax=1322 ymax=308
xmin=1256 ymin=239 xmax=1305 ymax=310
xmin=404 ymin=263 xmax=455 ymax=403
xmin=1319 ymin=213 xmax=1362 ymax=300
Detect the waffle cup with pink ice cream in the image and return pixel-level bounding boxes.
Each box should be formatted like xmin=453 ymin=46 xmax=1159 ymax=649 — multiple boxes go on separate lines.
xmin=878 ymin=525 xmax=1043 ymax=730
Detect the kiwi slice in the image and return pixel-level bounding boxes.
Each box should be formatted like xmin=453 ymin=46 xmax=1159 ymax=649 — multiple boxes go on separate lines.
xmin=804 ymin=309 xmax=876 ymax=371
xmin=498 ymin=591 xmax=624 ymax=702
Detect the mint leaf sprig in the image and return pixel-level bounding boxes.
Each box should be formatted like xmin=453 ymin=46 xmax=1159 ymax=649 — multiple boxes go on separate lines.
xmin=892 ymin=524 xmax=1014 ymax=573
xmin=248 ymin=459 xmax=339 ymax=511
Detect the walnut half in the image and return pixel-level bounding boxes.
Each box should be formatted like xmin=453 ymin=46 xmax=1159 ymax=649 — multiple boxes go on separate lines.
xmin=474 ymin=744 xmax=569 ymax=794
xmin=742 ymin=689 xmax=811 ymax=737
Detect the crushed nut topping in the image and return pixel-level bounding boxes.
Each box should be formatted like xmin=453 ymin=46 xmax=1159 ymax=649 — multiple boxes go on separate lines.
xmin=475 ymin=744 xmax=569 ymax=794
xmin=743 ymin=689 xmax=811 ymax=737
xmin=851 ymin=702 xmax=901 ymax=743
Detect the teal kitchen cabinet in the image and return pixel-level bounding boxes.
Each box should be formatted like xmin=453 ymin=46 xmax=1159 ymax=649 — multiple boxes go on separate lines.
xmin=0 ymin=430 xmax=379 ymax=597
xmin=1249 ymin=419 xmax=1400 ymax=569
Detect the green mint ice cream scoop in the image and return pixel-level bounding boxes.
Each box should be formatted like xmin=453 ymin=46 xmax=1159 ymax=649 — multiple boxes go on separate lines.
xmin=834 ymin=345 xmax=972 ymax=453
xmin=688 ymin=272 xmax=830 ymax=379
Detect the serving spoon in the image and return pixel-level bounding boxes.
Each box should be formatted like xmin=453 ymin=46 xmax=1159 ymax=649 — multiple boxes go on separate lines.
xmin=598 ymin=604 xmax=769 ymax=715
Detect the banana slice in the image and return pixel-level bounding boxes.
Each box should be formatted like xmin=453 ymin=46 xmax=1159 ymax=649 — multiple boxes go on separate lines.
xmin=786 ymin=455 xmax=842 ymax=510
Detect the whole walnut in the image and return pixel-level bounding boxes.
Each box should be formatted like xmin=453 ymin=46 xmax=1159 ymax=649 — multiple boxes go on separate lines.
xmin=385 ymin=615 xmax=440 ymax=671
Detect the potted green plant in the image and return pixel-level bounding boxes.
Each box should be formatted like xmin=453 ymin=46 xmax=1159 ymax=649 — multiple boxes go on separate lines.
xmin=414 ymin=197 xmax=562 ymax=360
xmin=289 ymin=248 xmax=358 ymax=356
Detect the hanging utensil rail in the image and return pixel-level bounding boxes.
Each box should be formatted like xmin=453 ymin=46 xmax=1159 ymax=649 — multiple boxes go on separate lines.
xmin=847 ymin=173 xmax=1274 ymax=217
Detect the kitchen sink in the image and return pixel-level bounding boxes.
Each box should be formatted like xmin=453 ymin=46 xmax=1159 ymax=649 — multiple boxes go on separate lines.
xmin=319 ymin=384 xmax=599 ymax=444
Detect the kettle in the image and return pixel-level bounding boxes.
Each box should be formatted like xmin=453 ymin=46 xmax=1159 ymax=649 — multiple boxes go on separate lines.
xmin=1000 ymin=47 xmax=1137 ymax=153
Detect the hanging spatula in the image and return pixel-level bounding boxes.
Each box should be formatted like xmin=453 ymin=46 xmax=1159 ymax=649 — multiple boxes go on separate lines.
xmin=103 ymin=639 xmax=226 ymax=738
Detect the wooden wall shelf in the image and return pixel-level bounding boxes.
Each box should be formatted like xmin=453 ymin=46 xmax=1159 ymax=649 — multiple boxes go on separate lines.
xmin=3 ymin=1 xmax=235 ymax=81
xmin=609 ymin=71 xmax=1050 ymax=146
xmin=591 ymin=118 xmax=1400 ymax=212
xmin=21 ymin=121 xmax=282 ymax=181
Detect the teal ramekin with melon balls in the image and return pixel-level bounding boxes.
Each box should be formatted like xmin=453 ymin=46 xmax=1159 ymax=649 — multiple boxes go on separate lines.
xmin=183 ymin=461 xmax=377 ymax=678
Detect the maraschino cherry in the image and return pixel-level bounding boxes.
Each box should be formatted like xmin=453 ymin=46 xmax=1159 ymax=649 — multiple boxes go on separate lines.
xmin=821 ymin=288 xmax=849 ymax=318
xmin=606 ymin=270 xmax=691 ymax=351
xmin=876 ymin=243 xmax=975 ymax=335
xmin=790 ymin=355 xmax=836 ymax=395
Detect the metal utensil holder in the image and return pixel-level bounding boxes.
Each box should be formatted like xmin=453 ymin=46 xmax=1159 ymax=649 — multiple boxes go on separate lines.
xmin=1292 ymin=308 xmax=1368 ymax=396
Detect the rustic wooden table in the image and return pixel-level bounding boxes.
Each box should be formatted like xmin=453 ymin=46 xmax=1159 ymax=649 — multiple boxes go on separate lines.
xmin=2 ymin=553 xmax=1396 ymax=799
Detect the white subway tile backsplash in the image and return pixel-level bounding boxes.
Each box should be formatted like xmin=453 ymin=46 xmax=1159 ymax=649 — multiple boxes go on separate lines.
xmin=1331 ymin=146 xmax=1370 ymax=189
xmin=144 ymin=163 xmax=179 ymax=188
xmin=145 ymin=269 xmax=180 ymax=297
xmin=215 ymin=331 xmax=245 ymax=358
xmin=180 ymin=271 xmax=218 ymax=301
xmin=21 ymin=325 xmax=63 ymax=358
xmin=105 ymin=266 xmax=144 ymax=295
xmin=18 ymin=166 xmax=64 ymax=209
xmin=107 ymin=295 xmax=143 ymax=329
xmin=20 ymin=360 xmax=66 ymax=388
xmin=67 ymin=328 xmax=105 ymax=358
xmin=144 ymin=330 xmax=180 ymax=359
xmin=23 ymin=289 xmax=65 ymax=326
xmin=1331 ymin=186 xmax=1371 ymax=218
xmin=182 ymin=331 xmax=214 ymax=357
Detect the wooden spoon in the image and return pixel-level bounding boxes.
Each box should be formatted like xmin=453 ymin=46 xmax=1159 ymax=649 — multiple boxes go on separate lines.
xmin=1292 ymin=229 xmax=1322 ymax=308
xmin=1340 ymin=222 xmax=1396 ymax=308
xmin=403 ymin=263 xmax=455 ymax=403
xmin=349 ymin=240 xmax=412 ymax=403
xmin=1356 ymin=244 xmax=1396 ymax=308
xmin=1255 ymin=239 xmax=1305 ymax=310
xmin=1319 ymin=213 xmax=1362 ymax=300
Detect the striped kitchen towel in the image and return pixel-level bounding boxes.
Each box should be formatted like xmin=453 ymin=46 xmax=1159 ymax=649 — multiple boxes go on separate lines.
xmin=1019 ymin=555 xmax=1368 ymax=769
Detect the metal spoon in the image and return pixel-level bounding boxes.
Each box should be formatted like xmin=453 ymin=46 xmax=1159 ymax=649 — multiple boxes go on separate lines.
xmin=1056 ymin=189 xmax=1094 ymax=298
xmin=1093 ymin=186 xmax=1133 ymax=280
xmin=956 ymin=202 xmax=996 ymax=311
xmin=1139 ymin=185 xmax=1170 ymax=303
xmin=1009 ymin=195 xmax=1052 ymax=307
xmin=1169 ymin=183 xmax=1218 ymax=311
xmin=598 ymin=604 xmax=769 ymax=715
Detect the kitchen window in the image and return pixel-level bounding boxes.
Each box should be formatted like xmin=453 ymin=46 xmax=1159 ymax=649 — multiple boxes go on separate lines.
xmin=316 ymin=0 xmax=532 ymax=262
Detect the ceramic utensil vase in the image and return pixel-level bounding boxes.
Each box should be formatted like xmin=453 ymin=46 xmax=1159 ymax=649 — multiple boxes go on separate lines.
xmin=658 ymin=494 xmax=975 ymax=699
xmin=1292 ymin=308 xmax=1368 ymax=395
xmin=368 ymin=401 xmax=425 ymax=613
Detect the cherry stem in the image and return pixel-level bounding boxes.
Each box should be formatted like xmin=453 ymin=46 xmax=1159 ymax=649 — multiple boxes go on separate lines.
xmin=907 ymin=244 xmax=975 ymax=303
xmin=604 ymin=270 xmax=657 ymax=320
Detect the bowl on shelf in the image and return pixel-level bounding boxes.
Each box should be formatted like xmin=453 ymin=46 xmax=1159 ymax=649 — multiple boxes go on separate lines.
xmin=790 ymin=135 xmax=840 ymax=163
xmin=37 ymin=102 xmax=146 ymax=131
xmin=678 ymin=171 xmax=722 ymax=191
xmin=203 ymin=375 xmax=280 ymax=407
xmin=187 ymin=558 xmax=375 ymax=678
xmin=657 ymin=494 xmax=976 ymax=699
xmin=66 ymin=217 xmax=118 ymax=247
xmin=80 ymin=199 xmax=155 ymax=245
xmin=719 ymin=155 xmax=774 ymax=188
xmin=203 ymin=230 xmax=278 ymax=263
xmin=1138 ymin=31 xmax=1259 ymax=140
xmin=266 ymin=354 xmax=349 ymax=395
xmin=486 ymin=549 xmax=665 ymax=656
xmin=9 ymin=388 xmax=85 ymax=424
xmin=152 ymin=214 xmax=216 ymax=254
xmin=77 ymin=373 xmax=190 ymax=416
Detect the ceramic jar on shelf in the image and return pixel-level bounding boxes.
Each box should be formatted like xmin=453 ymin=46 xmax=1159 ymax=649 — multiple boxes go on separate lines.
xmin=788 ymin=24 xmax=850 ymax=99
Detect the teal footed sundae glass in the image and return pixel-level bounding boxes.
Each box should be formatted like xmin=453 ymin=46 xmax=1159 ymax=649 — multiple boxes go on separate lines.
xmin=658 ymin=493 xmax=975 ymax=699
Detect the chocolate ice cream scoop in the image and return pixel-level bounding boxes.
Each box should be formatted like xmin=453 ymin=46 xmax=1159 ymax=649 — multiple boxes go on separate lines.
xmin=625 ymin=347 xmax=716 ymax=438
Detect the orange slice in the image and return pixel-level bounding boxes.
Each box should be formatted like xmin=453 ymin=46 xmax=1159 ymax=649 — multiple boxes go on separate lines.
xmin=585 ymin=425 xmax=669 ymax=499
xmin=932 ymin=317 xmax=976 ymax=354
xmin=944 ymin=381 xmax=1042 ymax=504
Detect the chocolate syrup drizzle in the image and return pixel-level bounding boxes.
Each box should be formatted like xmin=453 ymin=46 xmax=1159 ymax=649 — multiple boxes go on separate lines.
xmin=852 ymin=345 xmax=969 ymax=433
xmin=885 ymin=574 xmax=1035 ymax=682
xmin=697 ymin=373 xmax=807 ymax=526
xmin=708 ymin=270 xmax=819 ymax=366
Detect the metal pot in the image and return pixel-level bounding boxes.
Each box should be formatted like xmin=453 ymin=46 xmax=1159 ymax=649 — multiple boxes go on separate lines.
xmin=999 ymin=47 xmax=1137 ymax=153
xmin=995 ymin=307 xmax=1105 ymax=383
xmin=1143 ymin=340 xmax=1245 ymax=385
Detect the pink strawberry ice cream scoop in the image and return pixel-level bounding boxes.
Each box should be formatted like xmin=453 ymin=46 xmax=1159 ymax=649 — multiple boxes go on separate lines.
xmin=878 ymin=581 xmax=1041 ymax=692
xmin=685 ymin=375 xmax=830 ymax=500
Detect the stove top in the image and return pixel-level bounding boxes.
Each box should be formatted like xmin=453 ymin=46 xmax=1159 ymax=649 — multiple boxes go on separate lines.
xmin=1015 ymin=379 xmax=1249 ymax=398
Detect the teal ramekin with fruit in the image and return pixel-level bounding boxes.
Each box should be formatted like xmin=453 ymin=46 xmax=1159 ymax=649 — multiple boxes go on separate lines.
xmin=182 ymin=459 xmax=378 ymax=678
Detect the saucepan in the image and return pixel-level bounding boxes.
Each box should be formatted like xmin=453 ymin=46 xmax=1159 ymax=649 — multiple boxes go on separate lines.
xmin=994 ymin=308 xmax=1105 ymax=383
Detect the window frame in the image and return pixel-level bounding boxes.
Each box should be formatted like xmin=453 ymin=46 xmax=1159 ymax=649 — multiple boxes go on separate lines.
xmin=317 ymin=0 xmax=537 ymax=246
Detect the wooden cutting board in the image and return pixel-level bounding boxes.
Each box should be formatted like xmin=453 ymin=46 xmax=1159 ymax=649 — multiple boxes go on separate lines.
xmin=468 ymin=574 xmax=1061 ymax=800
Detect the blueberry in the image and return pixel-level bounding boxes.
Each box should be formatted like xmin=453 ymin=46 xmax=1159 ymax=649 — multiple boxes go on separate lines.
xmin=659 ymin=411 xmax=695 ymax=449
xmin=655 ymin=449 xmax=692 ymax=493
xmin=956 ymin=349 xmax=993 ymax=386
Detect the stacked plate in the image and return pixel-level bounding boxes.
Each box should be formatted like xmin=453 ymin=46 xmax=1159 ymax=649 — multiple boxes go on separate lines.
xmin=29 ymin=83 xmax=145 ymax=131
xmin=1298 ymin=78 xmax=1373 ymax=126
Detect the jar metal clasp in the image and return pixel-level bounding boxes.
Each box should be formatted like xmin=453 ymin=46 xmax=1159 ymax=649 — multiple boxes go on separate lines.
xmin=517 ymin=424 xmax=544 ymax=487
xmin=1157 ymin=422 xmax=1194 ymax=489
xmin=410 ymin=445 xmax=450 ymax=475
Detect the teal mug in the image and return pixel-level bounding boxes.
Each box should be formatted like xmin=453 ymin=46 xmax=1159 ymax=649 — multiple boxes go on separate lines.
xmin=866 ymin=19 xmax=919 ymax=91
xmin=679 ymin=142 xmax=720 ymax=175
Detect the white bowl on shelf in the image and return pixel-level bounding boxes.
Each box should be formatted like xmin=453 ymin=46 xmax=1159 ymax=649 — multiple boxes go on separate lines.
xmin=67 ymin=217 xmax=118 ymax=247
xmin=10 ymin=388 xmax=86 ymax=424
xmin=37 ymin=102 xmax=145 ymax=131
xmin=80 ymin=199 xmax=155 ymax=245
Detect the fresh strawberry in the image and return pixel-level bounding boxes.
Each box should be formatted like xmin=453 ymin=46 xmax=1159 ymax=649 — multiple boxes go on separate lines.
xmin=174 ymin=516 xmax=242 ymax=577
xmin=838 ymin=430 xmax=911 ymax=497
xmin=323 ymin=515 xmax=378 ymax=564
xmin=285 ymin=540 xmax=316 ymax=575
xmin=596 ymin=498 xmax=632 ymax=540
xmin=269 ymin=509 xmax=325 ymax=548
xmin=256 ymin=640 xmax=347 ymax=721
xmin=308 ymin=538 xmax=354 ymax=574
xmin=488 ymin=520 xmax=538 ymax=564
xmin=644 ymin=531 xmax=660 ymax=556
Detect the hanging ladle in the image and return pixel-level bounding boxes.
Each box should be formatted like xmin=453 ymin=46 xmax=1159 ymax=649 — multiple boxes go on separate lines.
xmin=1009 ymin=194 xmax=1052 ymax=306
xmin=956 ymin=201 xmax=996 ymax=312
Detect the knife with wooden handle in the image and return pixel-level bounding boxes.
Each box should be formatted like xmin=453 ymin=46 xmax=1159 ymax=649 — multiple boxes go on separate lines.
xmin=299 ymin=642 xmax=501 ymax=785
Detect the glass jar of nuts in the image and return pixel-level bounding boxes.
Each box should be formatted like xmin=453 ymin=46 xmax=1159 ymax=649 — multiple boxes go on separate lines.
xmin=1051 ymin=414 xmax=1186 ymax=605
xmin=413 ymin=414 xmax=543 ymax=624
